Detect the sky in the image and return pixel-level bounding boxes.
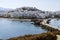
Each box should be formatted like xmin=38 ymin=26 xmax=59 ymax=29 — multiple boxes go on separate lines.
xmin=0 ymin=0 xmax=60 ymax=11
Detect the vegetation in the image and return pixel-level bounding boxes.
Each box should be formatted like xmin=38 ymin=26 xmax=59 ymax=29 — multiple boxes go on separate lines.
xmin=8 ymin=32 xmax=59 ymax=40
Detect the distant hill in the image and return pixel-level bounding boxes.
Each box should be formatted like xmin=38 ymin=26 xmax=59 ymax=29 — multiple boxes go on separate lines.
xmin=0 ymin=7 xmax=12 ymax=12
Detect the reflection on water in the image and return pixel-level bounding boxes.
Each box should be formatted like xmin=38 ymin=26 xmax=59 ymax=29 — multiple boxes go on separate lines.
xmin=49 ymin=19 xmax=60 ymax=28
xmin=0 ymin=18 xmax=46 ymax=39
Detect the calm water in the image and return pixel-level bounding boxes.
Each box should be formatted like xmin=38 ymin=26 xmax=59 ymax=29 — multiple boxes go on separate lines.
xmin=0 ymin=18 xmax=46 ymax=39
xmin=49 ymin=19 xmax=60 ymax=28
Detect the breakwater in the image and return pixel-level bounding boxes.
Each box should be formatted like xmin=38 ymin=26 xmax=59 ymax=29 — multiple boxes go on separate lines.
xmin=34 ymin=19 xmax=60 ymax=32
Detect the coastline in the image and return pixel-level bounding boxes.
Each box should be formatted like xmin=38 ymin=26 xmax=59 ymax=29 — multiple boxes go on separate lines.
xmin=0 ymin=18 xmax=60 ymax=40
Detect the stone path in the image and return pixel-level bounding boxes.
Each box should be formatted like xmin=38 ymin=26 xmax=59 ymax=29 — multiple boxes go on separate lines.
xmin=42 ymin=19 xmax=60 ymax=40
xmin=56 ymin=35 xmax=60 ymax=40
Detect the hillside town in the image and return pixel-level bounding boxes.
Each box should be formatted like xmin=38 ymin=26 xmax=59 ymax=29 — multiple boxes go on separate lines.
xmin=0 ymin=7 xmax=60 ymax=19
